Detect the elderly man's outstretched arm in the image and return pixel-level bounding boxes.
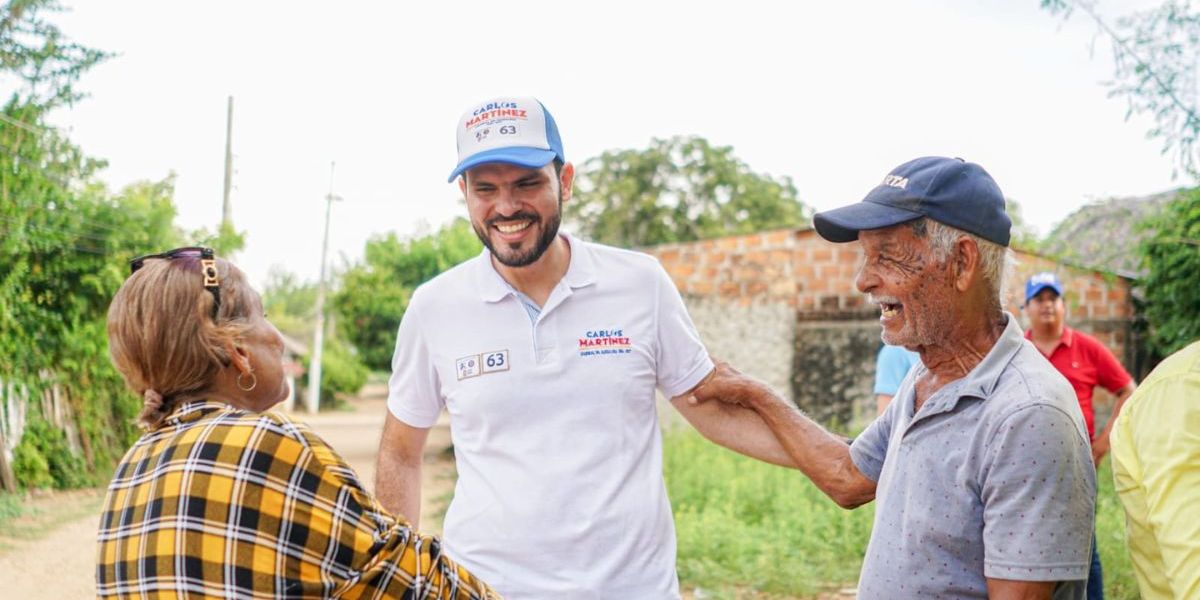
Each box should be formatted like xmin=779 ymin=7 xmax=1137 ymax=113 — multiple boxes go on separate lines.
xmin=691 ymin=360 xmax=876 ymax=509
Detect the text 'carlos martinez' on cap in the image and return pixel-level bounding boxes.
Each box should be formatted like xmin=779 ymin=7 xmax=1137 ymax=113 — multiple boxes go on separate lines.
xmin=447 ymin=96 xmax=566 ymax=182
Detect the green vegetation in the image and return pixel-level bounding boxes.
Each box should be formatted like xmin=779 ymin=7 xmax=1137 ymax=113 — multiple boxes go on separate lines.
xmin=11 ymin=418 xmax=88 ymax=489
xmin=0 ymin=489 xmax=104 ymax=551
xmin=300 ymin=338 xmax=369 ymax=406
xmin=664 ymin=427 xmax=1138 ymax=599
xmin=665 ymin=428 xmax=872 ymax=598
xmin=333 ymin=218 xmax=482 ymax=370
xmin=1042 ymin=0 xmax=1200 ymax=360
xmin=1096 ymin=458 xmax=1138 ymax=600
xmin=568 ymin=135 xmax=809 ymax=248
xmin=0 ymin=1 xmax=249 ymax=490
xmin=0 ymin=0 xmax=177 ymax=490
xmin=1138 ymin=188 xmax=1200 ymax=356
xmin=260 ymin=269 xmax=369 ymax=407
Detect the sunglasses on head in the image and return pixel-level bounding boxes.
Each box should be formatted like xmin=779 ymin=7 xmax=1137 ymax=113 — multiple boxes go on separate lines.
xmin=129 ymin=246 xmax=221 ymax=318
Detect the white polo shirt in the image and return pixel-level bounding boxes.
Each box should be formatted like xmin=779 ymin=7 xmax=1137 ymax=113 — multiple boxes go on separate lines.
xmin=387 ymin=233 xmax=712 ymax=599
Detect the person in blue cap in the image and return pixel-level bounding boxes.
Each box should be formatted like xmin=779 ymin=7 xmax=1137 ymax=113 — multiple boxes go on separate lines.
xmin=373 ymin=96 xmax=796 ymax=599
xmin=1024 ymin=271 xmax=1137 ymax=600
xmin=694 ymin=157 xmax=1096 ymax=599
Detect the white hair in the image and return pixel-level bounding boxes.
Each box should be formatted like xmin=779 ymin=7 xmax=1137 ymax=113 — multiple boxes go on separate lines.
xmin=912 ymin=218 xmax=1015 ymax=311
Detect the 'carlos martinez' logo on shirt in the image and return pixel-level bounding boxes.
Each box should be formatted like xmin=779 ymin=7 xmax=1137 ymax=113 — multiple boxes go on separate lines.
xmin=578 ymin=328 xmax=632 ymax=357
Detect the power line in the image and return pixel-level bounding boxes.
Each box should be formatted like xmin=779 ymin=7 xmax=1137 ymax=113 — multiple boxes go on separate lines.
xmin=0 ymin=141 xmax=76 ymax=189
xmin=0 ymin=215 xmax=113 ymax=243
xmin=0 ymin=112 xmax=50 ymax=136
xmin=0 ymin=228 xmax=110 ymax=255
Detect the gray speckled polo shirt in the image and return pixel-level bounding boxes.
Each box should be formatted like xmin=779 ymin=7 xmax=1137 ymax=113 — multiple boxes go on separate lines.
xmin=850 ymin=314 xmax=1095 ymax=599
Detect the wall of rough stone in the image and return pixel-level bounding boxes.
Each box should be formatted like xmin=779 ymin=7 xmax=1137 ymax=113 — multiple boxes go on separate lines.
xmin=643 ymin=227 xmax=1138 ymax=428
xmin=685 ymin=297 xmax=797 ymax=404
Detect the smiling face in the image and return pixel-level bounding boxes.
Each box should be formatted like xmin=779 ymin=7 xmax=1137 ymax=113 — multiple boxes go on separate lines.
xmin=460 ymin=161 xmax=574 ymax=268
xmin=855 ymin=224 xmax=960 ymax=349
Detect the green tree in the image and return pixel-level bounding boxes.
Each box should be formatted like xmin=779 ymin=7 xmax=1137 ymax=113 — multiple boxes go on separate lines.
xmin=1042 ymin=0 xmax=1200 ymax=178
xmin=334 ymin=218 xmax=482 ymax=370
xmin=260 ymin=267 xmax=368 ymax=407
xmin=1 ymin=0 xmax=109 ymax=110
xmin=1138 ymin=188 xmax=1200 ymax=355
xmin=0 ymin=1 xmax=191 ymax=489
xmin=1043 ymin=0 xmax=1200 ymax=356
xmin=567 ymin=136 xmax=810 ymax=248
xmin=261 ymin=266 xmax=318 ymax=337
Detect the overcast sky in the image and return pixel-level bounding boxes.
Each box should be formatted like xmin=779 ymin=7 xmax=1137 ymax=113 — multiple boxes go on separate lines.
xmin=44 ymin=0 xmax=1177 ymax=287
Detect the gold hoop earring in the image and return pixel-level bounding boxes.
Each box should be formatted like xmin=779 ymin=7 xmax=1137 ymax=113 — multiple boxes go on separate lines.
xmin=237 ymin=371 xmax=257 ymax=392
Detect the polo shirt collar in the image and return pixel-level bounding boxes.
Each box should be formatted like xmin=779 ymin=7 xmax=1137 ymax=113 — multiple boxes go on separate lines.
xmin=1023 ymin=323 xmax=1075 ymax=349
xmin=1060 ymin=325 xmax=1076 ymax=347
xmin=956 ymin=313 xmax=1027 ymax=400
xmin=909 ymin=313 xmax=1026 ymax=423
xmin=475 ymin=231 xmax=597 ymax=303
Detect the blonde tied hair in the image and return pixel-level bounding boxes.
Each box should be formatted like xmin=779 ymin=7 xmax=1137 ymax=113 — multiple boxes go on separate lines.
xmin=107 ymin=255 xmax=257 ymax=429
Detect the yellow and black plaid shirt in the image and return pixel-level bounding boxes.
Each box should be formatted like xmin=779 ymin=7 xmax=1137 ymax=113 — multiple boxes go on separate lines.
xmin=96 ymin=400 xmax=499 ymax=599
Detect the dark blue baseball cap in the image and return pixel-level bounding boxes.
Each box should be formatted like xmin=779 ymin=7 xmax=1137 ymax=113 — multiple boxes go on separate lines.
xmin=813 ymin=156 xmax=1012 ymax=247
xmin=1024 ymin=271 xmax=1064 ymax=304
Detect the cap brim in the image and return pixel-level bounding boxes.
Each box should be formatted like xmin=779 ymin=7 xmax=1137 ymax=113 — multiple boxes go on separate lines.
xmin=1025 ymin=283 xmax=1063 ymax=304
xmin=447 ymin=147 xmax=559 ymax=182
xmin=812 ymin=200 xmax=924 ymax=243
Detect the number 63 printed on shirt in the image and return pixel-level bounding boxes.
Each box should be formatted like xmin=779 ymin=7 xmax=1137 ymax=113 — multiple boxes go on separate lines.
xmin=456 ymin=350 xmax=509 ymax=380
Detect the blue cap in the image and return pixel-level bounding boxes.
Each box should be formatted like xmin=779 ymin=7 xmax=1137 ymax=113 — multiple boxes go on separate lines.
xmin=1024 ymin=271 xmax=1064 ymax=304
xmin=448 ymin=96 xmax=565 ymax=182
xmin=813 ymin=156 xmax=1012 ymax=247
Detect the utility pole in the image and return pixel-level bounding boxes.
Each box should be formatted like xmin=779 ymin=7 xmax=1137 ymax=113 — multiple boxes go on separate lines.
xmin=306 ymin=162 xmax=341 ymax=413
xmin=221 ymin=96 xmax=234 ymax=228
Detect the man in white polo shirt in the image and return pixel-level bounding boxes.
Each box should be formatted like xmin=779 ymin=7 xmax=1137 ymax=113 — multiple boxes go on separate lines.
xmin=373 ymin=96 xmax=794 ymax=599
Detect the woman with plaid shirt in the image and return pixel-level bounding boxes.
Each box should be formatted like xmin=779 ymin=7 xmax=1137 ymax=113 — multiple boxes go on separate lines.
xmin=98 ymin=248 xmax=499 ymax=599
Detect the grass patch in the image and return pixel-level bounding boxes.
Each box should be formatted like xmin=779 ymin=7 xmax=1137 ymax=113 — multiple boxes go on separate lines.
xmin=0 ymin=493 xmax=26 ymax=523
xmin=1095 ymin=457 xmax=1138 ymax=600
xmin=665 ymin=429 xmax=872 ymax=598
xmin=665 ymin=428 xmax=1140 ymax=599
xmin=0 ymin=489 xmax=105 ymax=552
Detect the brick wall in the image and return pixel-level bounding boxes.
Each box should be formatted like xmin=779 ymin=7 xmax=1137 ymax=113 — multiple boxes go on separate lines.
xmin=644 ymin=227 xmax=1137 ymax=426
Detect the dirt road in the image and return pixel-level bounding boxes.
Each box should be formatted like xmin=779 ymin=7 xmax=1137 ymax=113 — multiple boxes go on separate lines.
xmin=0 ymin=385 xmax=454 ymax=599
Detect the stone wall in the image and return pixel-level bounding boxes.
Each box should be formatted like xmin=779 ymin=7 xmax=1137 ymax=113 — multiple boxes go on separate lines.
xmin=644 ymin=227 xmax=1138 ymax=427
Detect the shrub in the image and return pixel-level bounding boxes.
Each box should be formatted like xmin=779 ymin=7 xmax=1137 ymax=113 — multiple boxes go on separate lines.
xmin=11 ymin=418 xmax=91 ymax=489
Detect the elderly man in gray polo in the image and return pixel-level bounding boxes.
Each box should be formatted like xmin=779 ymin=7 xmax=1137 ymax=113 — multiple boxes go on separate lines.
xmin=693 ymin=156 xmax=1096 ymax=599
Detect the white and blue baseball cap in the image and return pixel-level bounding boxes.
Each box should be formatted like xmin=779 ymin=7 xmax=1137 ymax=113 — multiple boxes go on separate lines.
xmin=1024 ymin=271 xmax=1064 ymax=304
xmin=448 ymin=96 xmax=566 ymax=182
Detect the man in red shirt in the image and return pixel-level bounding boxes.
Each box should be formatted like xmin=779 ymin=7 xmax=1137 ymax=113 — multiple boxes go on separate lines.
xmin=1024 ymin=271 xmax=1138 ymax=600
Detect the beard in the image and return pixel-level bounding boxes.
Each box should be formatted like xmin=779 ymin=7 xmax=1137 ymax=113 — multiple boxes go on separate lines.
xmin=473 ymin=199 xmax=562 ymax=268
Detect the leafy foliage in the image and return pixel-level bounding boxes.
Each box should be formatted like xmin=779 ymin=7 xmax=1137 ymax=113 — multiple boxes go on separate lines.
xmin=11 ymin=417 xmax=88 ymax=489
xmin=260 ymin=268 xmax=369 ymax=406
xmin=567 ymin=136 xmax=810 ymax=248
xmin=1042 ymin=1 xmax=1200 ymax=356
xmin=334 ymin=218 xmax=482 ymax=370
xmin=1138 ymin=188 xmax=1200 ymax=355
xmin=0 ymin=0 xmax=109 ymax=110
xmin=1043 ymin=0 xmax=1200 ymax=178
xmin=300 ymin=339 xmax=369 ymax=405
xmin=0 ymin=0 xmax=184 ymax=488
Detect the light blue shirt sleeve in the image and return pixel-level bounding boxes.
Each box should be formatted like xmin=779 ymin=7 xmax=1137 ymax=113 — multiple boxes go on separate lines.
xmin=873 ymin=345 xmax=918 ymax=396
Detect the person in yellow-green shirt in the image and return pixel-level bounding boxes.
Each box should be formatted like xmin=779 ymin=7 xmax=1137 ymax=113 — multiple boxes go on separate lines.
xmin=1109 ymin=340 xmax=1200 ymax=600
